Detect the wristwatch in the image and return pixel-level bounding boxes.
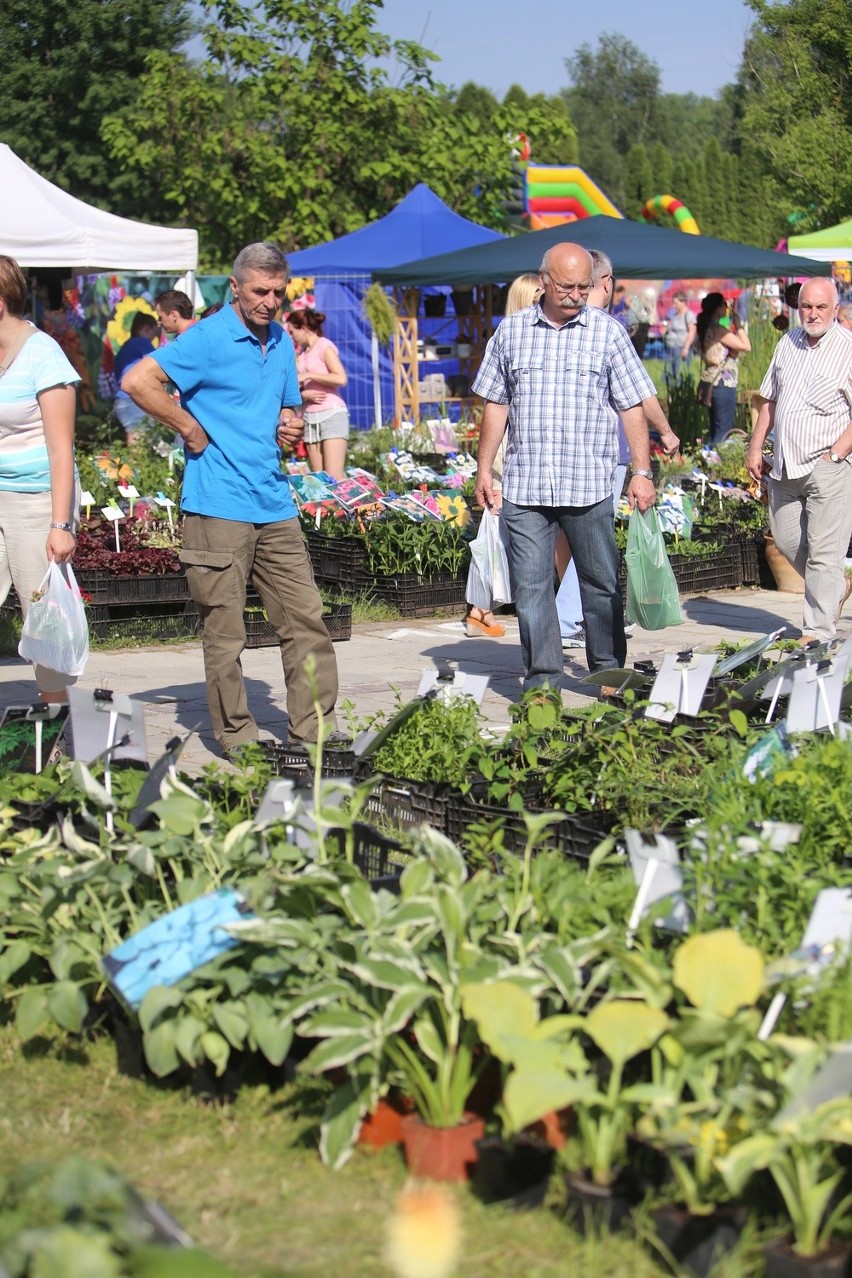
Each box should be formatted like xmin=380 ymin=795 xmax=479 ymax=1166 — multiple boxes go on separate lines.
xmin=829 ymin=451 xmax=844 ymax=463
xmin=631 ymin=468 xmax=655 ymax=480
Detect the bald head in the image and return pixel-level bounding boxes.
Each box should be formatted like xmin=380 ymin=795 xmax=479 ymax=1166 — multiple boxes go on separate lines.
xmin=799 ymin=277 xmax=839 ymax=343
xmin=538 ymin=243 xmax=593 ymax=325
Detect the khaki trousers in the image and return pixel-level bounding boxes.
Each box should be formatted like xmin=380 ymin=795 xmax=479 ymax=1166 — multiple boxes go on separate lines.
xmin=180 ymin=515 xmax=338 ymax=749
xmin=0 ymin=489 xmax=78 ymax=694
xmin=768 ymin=458 xmax=852 ymax=641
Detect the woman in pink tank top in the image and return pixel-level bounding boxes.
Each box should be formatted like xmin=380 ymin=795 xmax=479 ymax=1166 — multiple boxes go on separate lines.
xmin=285 ymin=309 xmax=349 ymax=480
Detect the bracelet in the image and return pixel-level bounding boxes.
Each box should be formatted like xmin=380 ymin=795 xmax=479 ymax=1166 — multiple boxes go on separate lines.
xmin=50 ymin=521 xmax=75 ymax=533
xmin=631 ymin=468 xmax=655 ymax=480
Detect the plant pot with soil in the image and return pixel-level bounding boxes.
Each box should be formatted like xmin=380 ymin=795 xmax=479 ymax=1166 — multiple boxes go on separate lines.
xmin=764 ymin=533 xmax=805 ymax=593
xmin=472 ymin=1133 xmax=554 ymax=1208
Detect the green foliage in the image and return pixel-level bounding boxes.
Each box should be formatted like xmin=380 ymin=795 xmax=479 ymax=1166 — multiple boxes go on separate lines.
xmin=741 ymin=0 xmax=852 ymax=233
xmin=371 ymin=695 xmax=485 ymax=787
xmin=361 ymin=284 xmax=398 ymax=347
xmin=100 ymin=0 xmax=577 ymax=266
xmin=361 ymin=511 xmax=470 ymax=577
xmin=0 ymin=1154 xmax=237 ymax=1278
xmin=563 ymin=33 xmax=661 ymax=211
xmin=0 ymin=0 xmax=193 ymax=222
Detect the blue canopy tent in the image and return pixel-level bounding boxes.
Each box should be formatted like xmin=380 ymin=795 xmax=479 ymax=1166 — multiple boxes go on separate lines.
xmin=287 ymin=184 xmax=503 ymax=427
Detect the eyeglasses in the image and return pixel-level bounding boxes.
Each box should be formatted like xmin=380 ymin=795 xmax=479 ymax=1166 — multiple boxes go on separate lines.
xmin=544 ymin=275 xmax=592 ymax=297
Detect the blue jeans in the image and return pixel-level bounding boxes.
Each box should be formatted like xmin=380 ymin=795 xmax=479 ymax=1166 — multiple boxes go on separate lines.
xmin=502 ymin=498 xmax=626 ymax=689
xmin=707 ymin=384 xmax=737 ymax=446
xmin=665 ymin=347 xmax=685 ymax=381
xmin=555 ymin=465 xmax=627 ymax=637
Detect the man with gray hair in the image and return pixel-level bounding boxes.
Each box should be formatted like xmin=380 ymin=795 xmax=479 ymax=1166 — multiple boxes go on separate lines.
xmin=123 ymin=242 xmax=339 ymax=756
xmin=747 ymin=276 xmax=852 ymax=642
xmin=555 ymin=250 xmax=680 ymax=648
xmin=473 ymin=241 xmax=657 ymax=689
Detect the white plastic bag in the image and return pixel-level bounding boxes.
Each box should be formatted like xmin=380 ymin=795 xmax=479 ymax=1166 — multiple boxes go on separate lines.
xmin=469 ymin=508 xmax=512 ymax=606
xmin=18 ymin=561 xmax=90 ymax=676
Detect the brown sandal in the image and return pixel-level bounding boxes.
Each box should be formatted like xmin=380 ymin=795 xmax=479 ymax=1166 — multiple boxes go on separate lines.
xmin=465 ymin=607 xmax=506 ymax=638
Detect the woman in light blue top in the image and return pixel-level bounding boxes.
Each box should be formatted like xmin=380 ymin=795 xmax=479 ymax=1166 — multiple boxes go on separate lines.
xmin=0 ymin=256 xmax=80 ymax=700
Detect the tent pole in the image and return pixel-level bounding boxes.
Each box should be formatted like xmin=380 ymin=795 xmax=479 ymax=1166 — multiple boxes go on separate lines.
xmin=371 ymin=331 xmax=382 ymax=428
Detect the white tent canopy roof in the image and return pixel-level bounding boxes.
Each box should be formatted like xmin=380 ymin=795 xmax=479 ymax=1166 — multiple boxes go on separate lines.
xmin=0 ymin=143 xmax=198 ymax=272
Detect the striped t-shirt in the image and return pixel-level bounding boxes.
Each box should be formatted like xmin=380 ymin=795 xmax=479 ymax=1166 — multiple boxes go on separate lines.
xmin=759 ymin=322 xmax=852 ymax=479
xmin=0 ymin=327 xmax=80 ymax=492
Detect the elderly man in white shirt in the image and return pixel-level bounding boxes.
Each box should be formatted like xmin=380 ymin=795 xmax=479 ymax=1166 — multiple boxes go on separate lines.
xmin=747 ymin=277 xmax=852 ymax=642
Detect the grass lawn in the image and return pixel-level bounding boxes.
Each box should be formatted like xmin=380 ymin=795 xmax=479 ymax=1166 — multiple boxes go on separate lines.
xmin=0 ymin=1026 xmax=667 ymax=1278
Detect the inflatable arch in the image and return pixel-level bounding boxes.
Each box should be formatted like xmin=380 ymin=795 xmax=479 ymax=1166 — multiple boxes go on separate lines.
xmin=525 ymin=165 xmax=622 ymax=230
xmin=641 ymin=195 xmax=700 ymax=235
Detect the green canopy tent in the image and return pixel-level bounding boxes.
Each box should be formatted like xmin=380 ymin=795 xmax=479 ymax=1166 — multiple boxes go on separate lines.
xmin=788 ymin=219 xmax=852 ymax=263
xmin=374 ymin=216 xmax=831 ymax=286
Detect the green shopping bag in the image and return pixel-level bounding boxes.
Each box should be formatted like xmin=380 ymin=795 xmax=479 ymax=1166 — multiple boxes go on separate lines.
xmin=625 ymin=507 xmax=684 ymax=630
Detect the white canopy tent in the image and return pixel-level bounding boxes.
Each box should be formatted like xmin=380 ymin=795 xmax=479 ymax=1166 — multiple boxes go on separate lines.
xmin=0 ymin=143 xmax=198 ymax=273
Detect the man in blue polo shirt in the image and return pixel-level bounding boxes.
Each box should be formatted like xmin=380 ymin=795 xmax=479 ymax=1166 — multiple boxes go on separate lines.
xmin=122 ymin=242 xmax=338 ymax=756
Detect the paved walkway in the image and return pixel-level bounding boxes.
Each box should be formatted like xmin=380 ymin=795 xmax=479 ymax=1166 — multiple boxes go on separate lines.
xmin=0 ymin=585 xmax=829 ymax=774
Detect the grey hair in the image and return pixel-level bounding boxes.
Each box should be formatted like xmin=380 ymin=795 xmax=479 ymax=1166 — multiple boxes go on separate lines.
xmin=589 ymin=249 xmax=613 ymax=283
xmin=840 ymin=302 xmax=852 ymax=323
xmin=799 ymin=276 xmax=839 ymax=307
xmin=232 ymin=242 xmax=290 ymax=282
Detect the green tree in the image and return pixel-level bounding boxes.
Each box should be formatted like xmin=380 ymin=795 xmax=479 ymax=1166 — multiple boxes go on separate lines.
xmin=0 ymin=0 xmax=193 ymax=218
xmin=103 ymin=0 xmax=575 ymax=267
xmin=563 ymin=32 xmax=660 ymax=208
xmin=740 ymin=0 xmax=852 ymax=232
xmin=648 ymin=142 xmax=674 ymax=204
xmin=452 ymin=82 xmax=499 ymax=126
xmin=623 ymin=144 xmax=655 ymax=220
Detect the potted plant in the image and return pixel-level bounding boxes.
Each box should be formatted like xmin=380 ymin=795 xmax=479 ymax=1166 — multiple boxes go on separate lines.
xmin=295 ymin=832 xmax=508 ymax=1177
xmin=462 ymin=980 xmax=591 ymax=1207
xmin=558 ymin=996 xmax=670 ymax=1232
xmin=718 ymin=1094 xmax=852 ymax=1277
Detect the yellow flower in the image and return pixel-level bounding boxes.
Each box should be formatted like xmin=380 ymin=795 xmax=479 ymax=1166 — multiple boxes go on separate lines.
xmin=106 ymin=295 xmax=159 ymax=353
xmin=383 ymin=1181 xmax=461 ymax=1278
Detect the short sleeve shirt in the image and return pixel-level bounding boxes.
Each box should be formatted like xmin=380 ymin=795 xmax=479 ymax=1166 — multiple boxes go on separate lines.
xmin=759 ymin=323 xmax=852 ymax=479
xmin=153 ymin=304 xmax=301 ymax=522
xmin=472 ymin=303 xmax=654 ymax=505
xmin=0 ymin=328 xmax=80 ymax=492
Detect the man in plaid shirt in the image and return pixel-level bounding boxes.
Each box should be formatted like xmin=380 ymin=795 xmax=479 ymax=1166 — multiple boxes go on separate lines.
xmin=473 ymin=242 xmax=657 ymax=690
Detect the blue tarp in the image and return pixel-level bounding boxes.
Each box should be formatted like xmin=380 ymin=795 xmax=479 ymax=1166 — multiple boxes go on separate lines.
xmin=287 ymin=185 xmax=504 ymax=427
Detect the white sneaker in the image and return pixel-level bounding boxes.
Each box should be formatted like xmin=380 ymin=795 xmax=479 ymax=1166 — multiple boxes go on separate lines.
xmin=561 ymin=633 xmax=584 ymax=649
xmin=624 ymin=622 xmax=636 ymax=637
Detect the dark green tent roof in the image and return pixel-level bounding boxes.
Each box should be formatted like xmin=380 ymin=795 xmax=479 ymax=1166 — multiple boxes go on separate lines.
xmin=373 ymin=216 xmax=831 ymax=286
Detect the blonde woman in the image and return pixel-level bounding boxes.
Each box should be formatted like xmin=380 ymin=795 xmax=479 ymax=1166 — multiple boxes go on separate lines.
xmin=465 ymin=274 xmax=539 ymax=636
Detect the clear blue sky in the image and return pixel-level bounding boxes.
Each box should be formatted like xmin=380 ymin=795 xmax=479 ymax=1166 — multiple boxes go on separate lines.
xmin=377 ymin=0 xmax=754 ymax=99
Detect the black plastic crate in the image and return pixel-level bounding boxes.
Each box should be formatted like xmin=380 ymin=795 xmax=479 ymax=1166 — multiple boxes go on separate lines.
xmin=668 ymin=546 xmax=743 ymax=594
xmin=736 ymin=534 xmax=761 ymax=587
xmin=87 ymin=604 xmax=200 ymax=643
xmin=369 ymin=572 xmax=468 ymax=618
xmin=445 ymin=789 xmax=608 ymax=864
xmin=76 ymin=571 xmax=192 ymax=604
xmin=304 ymin=529 xmax=371 ymax=591
xmin=328 ymin=821 xmax=406 ymax=886
xmin=356 ymin=771 xmax=453 ymax=833
xmin=262 ymin=738 xmax=356 ymax=780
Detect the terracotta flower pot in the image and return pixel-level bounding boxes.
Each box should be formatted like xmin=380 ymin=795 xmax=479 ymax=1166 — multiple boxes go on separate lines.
xmin=401 ymin=1112 xmax=485 ymax=1182
xmin=764 ymin=533 xmax=805 ymax=594
xmin=357 ymin=1096 xmax=408 ymax=1149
